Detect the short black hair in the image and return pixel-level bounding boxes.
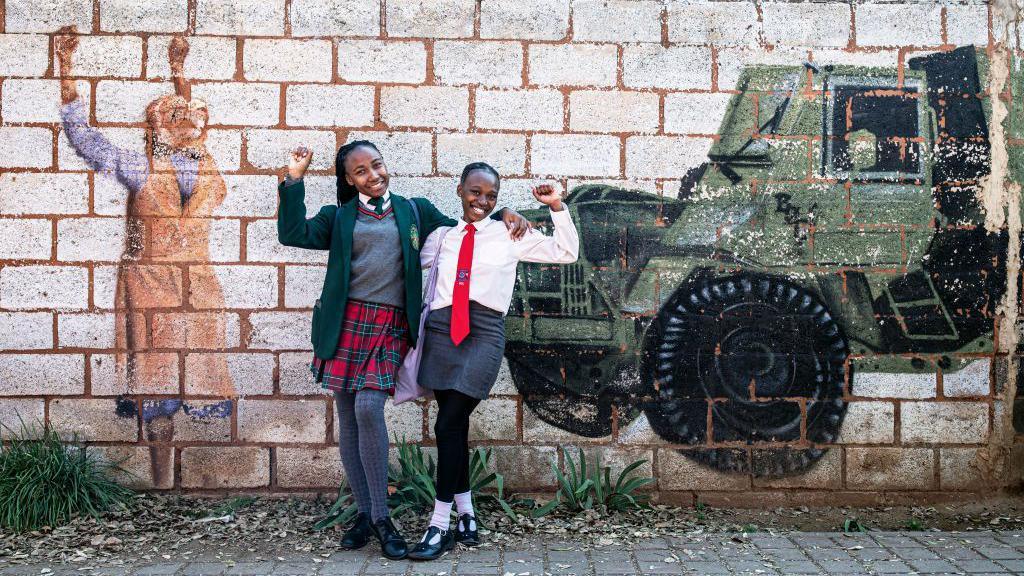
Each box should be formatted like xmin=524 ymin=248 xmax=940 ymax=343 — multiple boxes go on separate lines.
xmin=460 ymin=162 xmax=500 ymax=190
xmin=335 ymin=140 xmax=381 ymax=205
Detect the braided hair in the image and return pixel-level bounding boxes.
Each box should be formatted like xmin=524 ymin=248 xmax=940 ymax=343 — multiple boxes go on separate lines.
xmin=460 ymin=161 xmax=501 ymax=189
xmin=335 ymin=140 xmax=382 ymax=205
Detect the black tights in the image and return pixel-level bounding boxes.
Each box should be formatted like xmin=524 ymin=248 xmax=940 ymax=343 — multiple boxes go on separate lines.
xmin=433 ymin=389 xmax=481 ymax=503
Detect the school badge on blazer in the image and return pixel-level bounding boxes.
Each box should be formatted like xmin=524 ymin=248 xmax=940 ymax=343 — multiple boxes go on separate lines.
xmin=410 ymin=224 xmax=420 ymax=250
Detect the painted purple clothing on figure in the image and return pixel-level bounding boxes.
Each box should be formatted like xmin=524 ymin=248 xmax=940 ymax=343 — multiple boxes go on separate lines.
xmin=60 ymin=99 xmax=199 ymax=204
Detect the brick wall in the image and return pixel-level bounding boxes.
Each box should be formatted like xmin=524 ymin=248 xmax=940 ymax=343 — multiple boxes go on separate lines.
xmin=0 ymin=0 xmax=1018 ymax=503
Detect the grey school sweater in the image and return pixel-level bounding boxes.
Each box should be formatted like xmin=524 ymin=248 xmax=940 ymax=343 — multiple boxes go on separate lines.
xmin=348 ymin=208 xmax=405 ymax=308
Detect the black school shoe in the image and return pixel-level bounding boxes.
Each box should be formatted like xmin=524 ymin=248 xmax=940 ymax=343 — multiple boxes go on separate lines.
xmin=407 ymin=526 xmax=455 ymax=561
xmin=370 ymin=517 xmax=408 ymax=560
xmin=454 ymin=513 xmax=480 ymax=547
xmin=340 ymin=513 xmax=372 ymax=549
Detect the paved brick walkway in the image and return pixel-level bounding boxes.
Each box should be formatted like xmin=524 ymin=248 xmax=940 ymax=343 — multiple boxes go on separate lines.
xmin=2 ymin=531 xmax=1024 ymax=575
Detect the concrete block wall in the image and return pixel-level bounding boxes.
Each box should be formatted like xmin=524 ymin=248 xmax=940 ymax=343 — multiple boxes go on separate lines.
xmin=0 ymin=0 xmax=1018 ymax=503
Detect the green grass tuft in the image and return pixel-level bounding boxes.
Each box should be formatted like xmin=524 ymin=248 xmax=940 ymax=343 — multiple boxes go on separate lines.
xmin=0 ymin=421 xmax=133 ymax=532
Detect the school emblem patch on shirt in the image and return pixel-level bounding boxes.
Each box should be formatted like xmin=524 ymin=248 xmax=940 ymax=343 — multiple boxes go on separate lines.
xmin=410 ymin=224 xmax=420 ymax=250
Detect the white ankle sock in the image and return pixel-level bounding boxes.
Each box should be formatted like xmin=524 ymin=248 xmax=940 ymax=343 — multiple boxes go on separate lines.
xmin=454 ymin=491 xmax=474 ymax=518
xmin=430 ymin=499 xmax=452 ymax=530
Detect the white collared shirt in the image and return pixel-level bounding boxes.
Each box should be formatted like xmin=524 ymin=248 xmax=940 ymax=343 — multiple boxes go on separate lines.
xmin=421 ymin=208 xmax=580 ymax=314
xmin=358 ymin=190 xmax=391 ymax=212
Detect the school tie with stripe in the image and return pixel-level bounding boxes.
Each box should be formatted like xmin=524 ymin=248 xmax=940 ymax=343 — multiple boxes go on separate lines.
xmin=450 ymin=223 xmax=476 ymax=346
xmin=368 ymin=196 xmax=384 ymax=215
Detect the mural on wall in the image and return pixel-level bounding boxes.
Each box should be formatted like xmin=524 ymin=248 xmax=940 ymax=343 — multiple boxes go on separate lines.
xmin=57 ymin=29 xmax=234 ymax=486
xmin=505 ymin=46 xmax=1005 ymax=477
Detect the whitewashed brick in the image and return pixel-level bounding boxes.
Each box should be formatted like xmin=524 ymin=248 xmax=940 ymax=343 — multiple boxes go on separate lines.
xmin=91 ymin=174 xmax=131 ymax=217
xmin=190 ymin=82 xmax=279 ymax=127
xmin=667 ymin=0 xmax=759 ymax=46
xmin=347 ymin=131 xmax=433 ymax=176
xmin=475 ymin=89 xmax=563 ymax=131
xmin=181 ymin=446 xmax=269 ymax=488
xmin=761 ymin=2 xmax=850 ymax=48
xmin=57 ymin=218 xmax=126 ymax=262
xmin=89 ymin=353 xmax=179 ymax=395
xmin=5 ymin=0 xmax=92 ymax=33
xmin=287 ymin=85 xmax=375 ymax=128
xmin=434 ymin=41 xmax=523 ymax=87
xmin=0 ymin=174 xmax=88 ymax=216
xmin=387 ymin=176 xmax=459 ymax=214
xmin=947 ymin=4 xmax=989 ymax=46
xmin=95 ymin=81 xmax=174 ymax=123
xmin=194 ymin=266 xmax=278 ymax=309
xmin=205 ymin=130 xmax=243 ymax=171
xmin=531 ymin=134 xmax=620 ymax=177
xmin=59 ymin=36 xmax=143 ymax=78
xmin=481 ymin=0 xmax=570 ymax=40
xmin=245 ymin=129 xmax=336 ymax=170
xmin=50 ymin=399 xmax=138 ymax=441
xmin=279 ymin=351 xmax=322 ymax=394
xmin=277 ymin=447 xmax=343 ymax=487
xmin=57 ymin=313 xmax=115 ymax=348
xmin=185 ymin=353 xmax=275 ymax=396
xmin=664 ymin=92 xmax=731 ymax=135
xmin=837 ymin=401 xmax=895 ymax=444
xmin=239 ymin=399 xmax=326 ymax=442
xmin=573 ymin=0 xmax=662 ymax=43
xmin=717 ymin=45 xmax=809 ymax=91
xmin=943 ymin=358 xmax=991 ymax=397
xmin=528 ymin=44 xmax=617 ymax=87
xmin=299 ymin=176 xmax=340 ymax=216
xmin=196 ymin=0 xmax=285 ymax=36
xmin=248 ymin=312 xmax=312 ymax=350
xmin=852 ymin=369 xmax=936 ymax=399
xmin=92 ymin=266 xmax=118 ymax=309
xmin=0 ymin=219 xmax=52 ymax=260
xmin=386 ymin=0 xmax=475 ymax=38
xmin=437 ymin=133 xmax=527 ymax=176
xmin=246 ymin=219 xmax=329 ymax=263
xmin=0 ymin=34 xmax=50 ymax=76
xmin=209 ymin=220 xmax=242 ymax=262
xmin=2 ymin=80 xmax=89 ymax=123
xmin=846 ymin=447 xmax=934 ymax=490
xmin=214 ymin=175 xmax=279 ymax=217
xmin=284 ymin=266 xmax=325 ymax=308
xmin=0 ymin=354 xmax=84 ymax=395
xmin=0 ymin=266 xmax=89 ymax=310
xmin=570 ymin=90 xmax=659 ymax=134
xmin=856 ymin=3 xmax=942 ymax=48
xmin=381 ymin=86 xmax=469 ymax=130
xmin=59 ymin=127 xmax=145 ymax=171
xmin=623 ymin=45 xmax=712 ymax=90
xmin=337 ymin=40 xmax=426 ymax=84
xmin=244 ymin=39 xmax=332 ymax=82
xmin=0 ymin=128 xmax=53 ymax=169
xmin=625 ymin=136 xmax=714 ymax=179
xmin=0 ymin=313 xmax=53 ymax=350
xmin=0 ymin=399 xmax=45 ymax=431
xmin=100 ymin=0 xmax=187 ymax=32
xmin=291 ymin=0 xmax=380 ymax=37
xmin=940 ymin=447 xmax=991 ymax=490
xmin=147 ymin=36 xmax=238 ymax=81
xmin=901 ymin=402 xmax=989 ymax=444
xmin=810 ymin=48 xmax=898 ymax=71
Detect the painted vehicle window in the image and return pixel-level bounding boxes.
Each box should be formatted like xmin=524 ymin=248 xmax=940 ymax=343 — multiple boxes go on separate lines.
xmin=825 ymin=77 xmax=926 ymax=181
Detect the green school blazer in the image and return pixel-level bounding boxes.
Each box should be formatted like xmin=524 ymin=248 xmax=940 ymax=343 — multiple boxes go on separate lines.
xmin=277 ymin=179 xmax=456 ymax=360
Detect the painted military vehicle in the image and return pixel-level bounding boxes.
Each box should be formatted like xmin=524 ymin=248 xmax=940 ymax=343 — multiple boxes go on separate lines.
xmin=504 ymin=47 xmax=1007 ymax=476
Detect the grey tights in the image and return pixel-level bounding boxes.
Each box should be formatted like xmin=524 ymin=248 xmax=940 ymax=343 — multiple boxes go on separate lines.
xmin=334 ymin=389 xmax=390 ymax=522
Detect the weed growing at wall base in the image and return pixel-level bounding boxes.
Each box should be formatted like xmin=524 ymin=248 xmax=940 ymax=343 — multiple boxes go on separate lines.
xmin=0 ymin=422 xmax=133 ymax=532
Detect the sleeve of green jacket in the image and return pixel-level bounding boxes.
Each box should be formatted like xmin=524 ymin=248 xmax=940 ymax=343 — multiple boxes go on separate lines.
xmin=277 ymin=179 xmax=336 ymax=250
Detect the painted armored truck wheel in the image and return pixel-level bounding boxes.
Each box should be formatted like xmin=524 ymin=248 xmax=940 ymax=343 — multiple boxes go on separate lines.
xmin=642 ymin=274 xmax=848 ymax=476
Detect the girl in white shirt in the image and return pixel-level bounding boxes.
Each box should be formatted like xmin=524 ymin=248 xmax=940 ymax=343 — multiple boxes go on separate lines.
xmin=407 ymin=163 xmax=579 ymax=560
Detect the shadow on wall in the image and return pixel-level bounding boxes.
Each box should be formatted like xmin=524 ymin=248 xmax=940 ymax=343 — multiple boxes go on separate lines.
xmin=60 ymin=33 xmax=235 ymax=488
xmin=505 ymin=46 xmax=1010 ymax=478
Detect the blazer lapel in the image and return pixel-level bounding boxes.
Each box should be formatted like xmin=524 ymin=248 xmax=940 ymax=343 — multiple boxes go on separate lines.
xmin=392 ymin=194 xmax=413 ymax=268
xmin=338 ymin=198 xmax=358 ymax=285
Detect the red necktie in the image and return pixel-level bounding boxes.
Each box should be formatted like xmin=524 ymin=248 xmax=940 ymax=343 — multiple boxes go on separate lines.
xmin=450 ymin=223 xmax=476 ymax=346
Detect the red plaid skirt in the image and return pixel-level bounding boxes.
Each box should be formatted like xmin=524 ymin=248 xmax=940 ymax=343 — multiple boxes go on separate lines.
xmin=312 ymin=300 xmax=410 ymax=394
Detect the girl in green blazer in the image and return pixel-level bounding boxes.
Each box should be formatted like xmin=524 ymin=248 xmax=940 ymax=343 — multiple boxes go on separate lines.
xmin=277 ymin=141 xmax=527 ymax=559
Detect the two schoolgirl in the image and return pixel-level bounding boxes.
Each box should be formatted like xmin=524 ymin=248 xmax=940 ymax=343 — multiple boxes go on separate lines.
xmin=276 ymin=142 xmax=578 ymax=561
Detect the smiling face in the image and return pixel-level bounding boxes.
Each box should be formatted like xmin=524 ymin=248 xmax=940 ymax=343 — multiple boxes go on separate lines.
xmin=458 ymin=169 xmax=499 ymax=223
xmin=343 ymin=145 xmax=389 ymax=198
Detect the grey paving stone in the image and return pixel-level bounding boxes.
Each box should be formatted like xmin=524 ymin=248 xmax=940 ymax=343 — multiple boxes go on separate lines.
xmin=894 ymin=546 xmax=941 ymax=560
xmin=870 ymin=560 xmax=913 ymax=573
xmin=873 ymin=535 xmax=923 ymax=548
xmin=763 ymin=547 xmax=810 ymax=561
xmin=452 ymin=560 xmax=500 ymax=575
xmin=593 ymin=562 xmax=638 ymax=575
xmin=749 ymin=535 xmax=798 ymax=548
xmin=979 ymin=546 xmax=1024 ymax=560
xmin=806 ymin=548 xmax=853 ymax=561
xmin=225 ymin=562 xmax=276 ymax=575
xmin=134 ymin=564 xmax=185 ymax=576
xmin=180 ymin=563 xmax=229 ymax=576
xmin=955 ymin=558 xmax=1010 ymax=573
xmin=271 ymin=563 xmax=315 ymax=575
xmin=848 ymin=547 xmax=894 ymax=561
xmin=677 ymin=561 xmax=730 ymax=574
xmin=996 ymin=558 xmax=1024 ymax=571
xmin=815 ymin=560 xmax=866 ymax=573
xmin=907 ymin=559 xmax=961 ymax=573
xmin=772 ymin=560 xmax=823 ymax=574
xmin=319 ymin=561 xmax=363 ymax=576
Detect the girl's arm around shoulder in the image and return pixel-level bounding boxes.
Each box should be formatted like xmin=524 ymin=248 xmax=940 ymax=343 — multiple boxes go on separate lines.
xmin=418 ymin=227 xmax=450 ymax=270
xmin=277 ymin=177 xmax=335 ymax=250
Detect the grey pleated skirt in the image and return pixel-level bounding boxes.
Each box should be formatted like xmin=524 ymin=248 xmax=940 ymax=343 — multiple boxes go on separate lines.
xmin=419 ymin=303 xmax=506 ymax=400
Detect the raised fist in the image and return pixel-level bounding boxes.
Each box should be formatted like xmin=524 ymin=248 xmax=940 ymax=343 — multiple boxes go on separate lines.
xmin=288 ymin=147 xmax=313 ymax=180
